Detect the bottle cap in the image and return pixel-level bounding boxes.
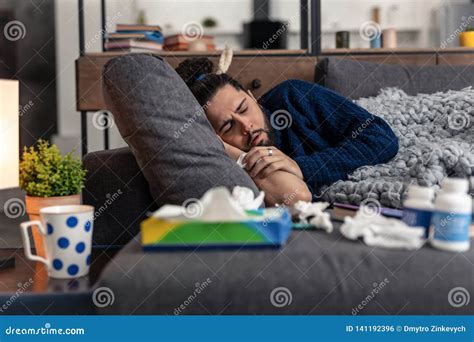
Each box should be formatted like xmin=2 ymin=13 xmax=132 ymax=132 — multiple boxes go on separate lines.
xmin=440 ymin=177 xmax=469 ymax=194
xmin=407 ymin=185 xmax=434 ymax=200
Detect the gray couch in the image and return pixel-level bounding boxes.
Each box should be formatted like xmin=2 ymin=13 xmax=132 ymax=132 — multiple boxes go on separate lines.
xmin=83 ymin=147 xmax=155 ymax=246
xmin=83 ymin=57 xmax=474 ymax=314
xmin=84 ymin=57 xmax=474 ymax=246
xmin=97 ymin=222 xmax=474 ymax=314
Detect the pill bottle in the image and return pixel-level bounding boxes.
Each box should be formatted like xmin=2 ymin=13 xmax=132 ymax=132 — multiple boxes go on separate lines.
xmin=469 ymin=177 xmax=474 ymax=223
xmin=430 ymin=178 xmax=472 ymax=252
xmin=402 ymin=185 xmax=434 ymax=238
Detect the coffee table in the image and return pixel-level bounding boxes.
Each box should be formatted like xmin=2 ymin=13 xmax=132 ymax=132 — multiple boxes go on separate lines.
xmin=0 ymin=247 xmax=120 ymax=315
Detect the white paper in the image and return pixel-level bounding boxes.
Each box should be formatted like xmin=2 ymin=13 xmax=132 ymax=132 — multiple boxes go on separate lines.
xmin=340 ymin=206 xmax=426 ymax=250
xmin=293 ymin=200 xmax=333 ymax=233
xmin=232 ymin=186 xmax=265 ymax=210
xmin=152 ymin=186 xmax=262 ymax=222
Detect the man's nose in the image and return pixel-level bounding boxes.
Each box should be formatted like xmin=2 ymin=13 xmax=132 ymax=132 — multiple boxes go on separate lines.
xmin=234 ymin=115 xmax=253 ymax=135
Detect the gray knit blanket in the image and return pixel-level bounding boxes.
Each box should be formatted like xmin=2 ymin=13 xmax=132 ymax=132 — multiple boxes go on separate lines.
xmin=320 ymin=87 xmax=474 ymax=208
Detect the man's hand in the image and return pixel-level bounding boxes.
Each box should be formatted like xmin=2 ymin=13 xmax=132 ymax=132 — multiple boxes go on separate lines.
xmin=218 ymin=136 xmax=244 ymax=161
xmin=243 ymin=146 xmax=304 ymax=180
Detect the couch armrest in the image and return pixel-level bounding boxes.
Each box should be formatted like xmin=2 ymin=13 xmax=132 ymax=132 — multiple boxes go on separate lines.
xmin=82 ymin=147 xmax=156 ymax=246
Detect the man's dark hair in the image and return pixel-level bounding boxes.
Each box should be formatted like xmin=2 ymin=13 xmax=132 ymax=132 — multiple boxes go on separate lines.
xmin=175 ymin=57 xmax=244 ymax=106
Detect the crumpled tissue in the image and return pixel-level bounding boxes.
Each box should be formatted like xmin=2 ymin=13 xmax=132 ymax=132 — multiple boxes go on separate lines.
xmin=293 ymin=201 xmax=333 ymax=233
xmin=153 ymin=186 xmax=264 ymax=221
xmin=340 ymin=206 xmax=426 ymax=250
xmin=232 ymin=186 xmax=265 ymax=210
xmin=236 ymin=152 xmax=248 ymax=168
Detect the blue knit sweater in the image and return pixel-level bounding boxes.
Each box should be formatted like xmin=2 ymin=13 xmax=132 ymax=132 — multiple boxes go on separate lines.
xmin=260 ymin=80 xmax=399 ymax=194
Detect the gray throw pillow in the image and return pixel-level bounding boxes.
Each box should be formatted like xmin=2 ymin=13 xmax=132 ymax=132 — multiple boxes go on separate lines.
xmin=102 ymin=54 xmax=258 ymax=206
xmin=315 ymin=57 xmax=474 ymax=99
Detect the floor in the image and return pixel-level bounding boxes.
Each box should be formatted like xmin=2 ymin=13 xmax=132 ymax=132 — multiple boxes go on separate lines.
xmin=0 ymin=188 xmax=26 ymax=248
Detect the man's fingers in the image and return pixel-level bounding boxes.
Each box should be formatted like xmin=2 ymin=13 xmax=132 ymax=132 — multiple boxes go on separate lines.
xmin=240 ymin=145 xmax=303 ymax=180
xmin=250 ymin=157 xmax=282 ymax=178
xmin=244 ymin=146 xmax=280 ymax=171
xmin=244 ymin=149 xmax=267 ymax=171
xmin=259 ymin=160 xmax=287 ymax=178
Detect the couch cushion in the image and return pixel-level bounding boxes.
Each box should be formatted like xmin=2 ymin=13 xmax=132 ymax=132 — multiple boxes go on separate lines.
xmin=83 ymin=147 xmax=155 ymax=246
xmin=102 ymin=54 xmax=258 ymax=207
xmin=315 ymin=57 xmax=474 ymax=99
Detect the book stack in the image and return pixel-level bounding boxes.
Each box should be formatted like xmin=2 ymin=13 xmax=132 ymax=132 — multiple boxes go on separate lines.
xmin=163 ymin=34 xmax=215 ymax=51
xmin=105 ymin=24 xmax=164 ymax=52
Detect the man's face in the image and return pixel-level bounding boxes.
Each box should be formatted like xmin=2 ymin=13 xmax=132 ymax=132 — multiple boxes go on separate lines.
xmin=205 ymin=84 xmax=272 ymax=152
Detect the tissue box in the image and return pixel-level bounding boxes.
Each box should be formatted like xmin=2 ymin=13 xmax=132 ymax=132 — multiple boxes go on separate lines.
xmin=140 ymin=208 xmax=292 ymax=250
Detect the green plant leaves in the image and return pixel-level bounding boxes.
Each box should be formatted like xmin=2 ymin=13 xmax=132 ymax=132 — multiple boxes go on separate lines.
xmin=19 ymin=139 xmax=87 ymax=197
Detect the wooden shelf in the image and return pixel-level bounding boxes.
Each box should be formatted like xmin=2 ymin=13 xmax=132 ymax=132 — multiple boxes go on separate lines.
xmin=76 ymin=48 xmax=474 ymax=113
xmin=84 ymin=49 xmax=308 ymax=57
xmin=322 ymin=47 xmax=474 ymax=55
xmin=83 ymin=47 xmax=474 ymax=59
xmin=76 ymin=53 xmax=318 ymax=112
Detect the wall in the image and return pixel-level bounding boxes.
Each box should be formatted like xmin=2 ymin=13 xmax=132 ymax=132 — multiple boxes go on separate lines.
xmin=53 ymin=0 xmax=470 ymax=155
xmin=54 ymin=0 xmax=133 ymax=154
xmin=0 ymin=0 xmax=57 ymax=150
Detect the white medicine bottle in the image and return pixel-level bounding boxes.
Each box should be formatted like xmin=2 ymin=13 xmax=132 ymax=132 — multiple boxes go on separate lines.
xmin=402 ymin=185 xmax=434 ymax=238
xmin=430 ymin=178 xmax=472 ymax=252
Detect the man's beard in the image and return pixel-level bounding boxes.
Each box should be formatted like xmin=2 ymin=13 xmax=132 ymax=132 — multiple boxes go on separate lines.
xmin=246 ymin=115 xmax=276 ymax=149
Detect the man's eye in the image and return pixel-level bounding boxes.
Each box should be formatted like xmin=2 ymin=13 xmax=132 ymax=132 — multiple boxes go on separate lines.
xmin=224 ymin=121 xmax=233 ymax=134
xmin=240 ymin=107 xmax=248 ymax=114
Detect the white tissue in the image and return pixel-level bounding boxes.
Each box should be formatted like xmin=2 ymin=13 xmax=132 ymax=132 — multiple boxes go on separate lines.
xmin=153 ymin=186 xmax=262 ymax=222
xmin=232 ymin=186 xmax=265 ymax=210
xmin=293 ymin=201 xmax=333 ymax=233
xmin=340 ymin=206 xmax=426 ymax=250
xmin=236 ymin=153 xmax=247 ymax=168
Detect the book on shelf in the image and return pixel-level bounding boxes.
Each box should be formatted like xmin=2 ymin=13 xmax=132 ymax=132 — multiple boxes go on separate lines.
xmin=107 ymin=32 xmax=164 ymax=44
xmin=164 ymin=34 xmax=214 ymax=46
xmin=105 ymin=47 xmax=163 ymax=53
xmin=105 ymin=25 xmax=217 ymax=52
xmin=163 ymin=34 xmax=216 ymax=52
xmin=116 ymin=23 xmax=162 ymax=32
xmin=164 ymin=43 xmax=215 ymax=51
xmin=107 ymin=33 xmax=147 ymax=39
xmin=104 ymin=40 xmax=163 ymax=52
xmin=105 ymin=23 xmax=164 ymax=52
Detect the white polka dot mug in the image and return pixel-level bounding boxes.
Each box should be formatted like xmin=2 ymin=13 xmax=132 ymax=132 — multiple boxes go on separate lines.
xmin=20 ymin=205 xmax=94 ymax=279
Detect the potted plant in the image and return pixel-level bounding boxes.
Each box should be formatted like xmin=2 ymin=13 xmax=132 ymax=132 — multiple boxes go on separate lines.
xmin=202 ymin=17 xmax=218 ymax=29
xmin=460 ymin=26 xmax=474 ymax=48
xmin=19 ymin=139 xmax=87 ymax=257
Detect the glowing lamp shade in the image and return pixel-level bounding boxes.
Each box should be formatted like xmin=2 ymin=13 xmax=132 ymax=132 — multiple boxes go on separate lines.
xmin=0 ymin=80 xmax=19 ymax=189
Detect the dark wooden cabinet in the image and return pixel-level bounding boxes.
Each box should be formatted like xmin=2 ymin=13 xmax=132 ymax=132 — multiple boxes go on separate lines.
xmin=437 ymin=53 xmax=474 ymax=66
xmin=76 ymin=49 xmax=474 ymax=112
xmin=76 ymin=52 xmax=317 ymax=111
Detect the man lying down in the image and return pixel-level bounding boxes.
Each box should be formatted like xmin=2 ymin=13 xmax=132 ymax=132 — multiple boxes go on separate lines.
xmin=176 ymin=57 xmax=399 ymax=207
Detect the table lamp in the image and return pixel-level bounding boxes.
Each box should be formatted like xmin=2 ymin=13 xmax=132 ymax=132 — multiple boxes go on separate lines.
xmin=0 ymin=79 xmax=19 ymax=190
xmin=0 ymin=79 xmax=19 ymax=270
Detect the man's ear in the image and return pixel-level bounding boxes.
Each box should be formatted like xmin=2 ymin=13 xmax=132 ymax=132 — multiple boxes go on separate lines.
xmin=247 ymin=89 xmax=257 ymax=102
